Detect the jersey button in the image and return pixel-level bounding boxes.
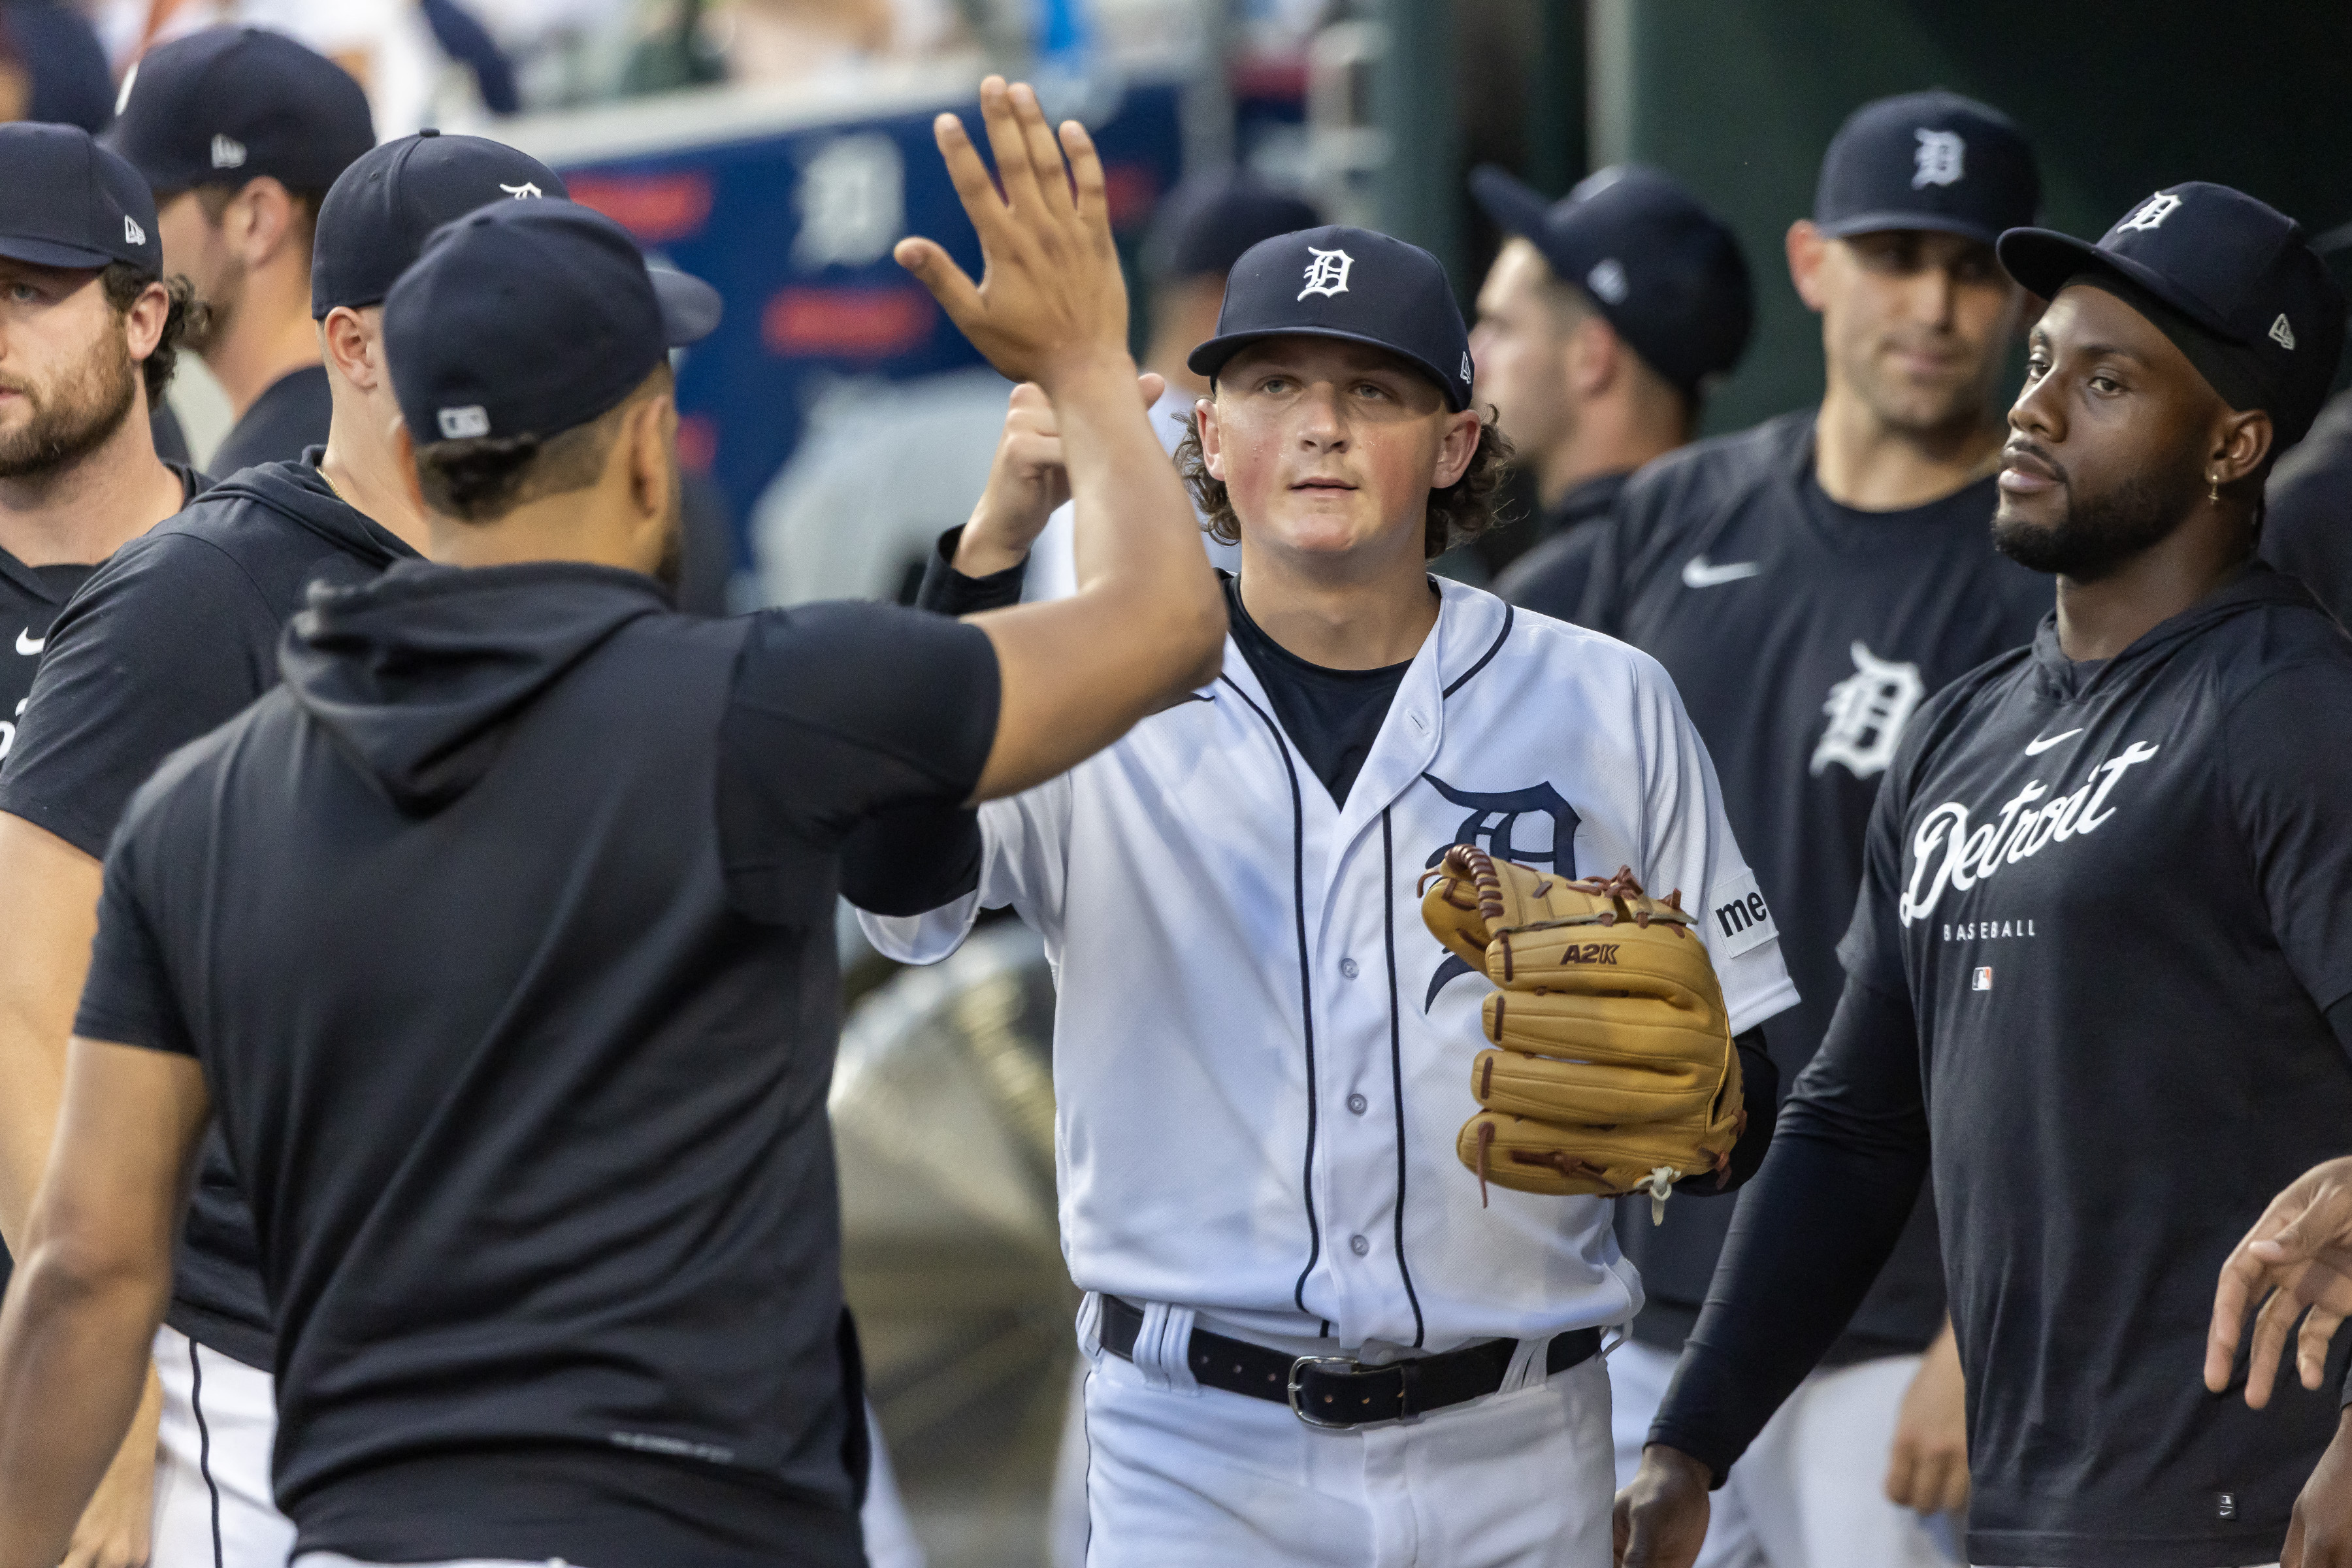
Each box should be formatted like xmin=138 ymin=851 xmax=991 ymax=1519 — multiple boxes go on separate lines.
xmin=1347 ymin=1092 xmax=1368 ymax=1115
xmin=1339 ymin=958 xmax=1360 ymax=979
xmin=1349 ymin=1234 xmax=1370 ymax=1256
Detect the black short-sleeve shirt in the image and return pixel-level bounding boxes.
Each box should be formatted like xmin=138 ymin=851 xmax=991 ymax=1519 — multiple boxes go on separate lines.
xmin=77 ymin=561 xmax=998 ymax=1566
xmin=1832 ymin=564 xmax=2352 ymax=1568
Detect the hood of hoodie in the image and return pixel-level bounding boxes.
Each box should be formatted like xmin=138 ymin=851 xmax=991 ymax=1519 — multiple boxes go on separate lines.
xmin=208 ymin=455 xmax=421 ymax=572
xmin=281 ymin=559 xmax=668 ymax=814
xmin=2029 ymin=558 xmax=2323 ymax=701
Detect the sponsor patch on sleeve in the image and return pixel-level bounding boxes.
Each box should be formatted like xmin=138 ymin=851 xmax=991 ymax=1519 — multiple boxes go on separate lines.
xmin=1705 ymin=869 xmax=1780 ymax=958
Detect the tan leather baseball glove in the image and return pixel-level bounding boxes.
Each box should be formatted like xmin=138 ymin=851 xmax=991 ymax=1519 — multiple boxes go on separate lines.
xmin=1420 ymin=844 xmax=1743 ymax=1222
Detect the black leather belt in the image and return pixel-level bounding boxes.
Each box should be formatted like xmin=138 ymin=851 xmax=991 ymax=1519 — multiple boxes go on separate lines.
xmin=1098 ymin=1295 xmax=1603 ymax=1429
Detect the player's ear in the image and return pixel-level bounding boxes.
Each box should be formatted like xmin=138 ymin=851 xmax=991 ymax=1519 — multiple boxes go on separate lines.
xmin=120 ymin=279 xmax=169 ymax=367
xmin=2213 ymin=407 xmax=2274 ymax=488
xmin=623 ymin=387 xmax=676 ymax=525
xmin=1566 ymin=312 xmax=1617 ymax=399
xmin=1198 ymin=395 xmax=1228 ymax=482
xmin=236 ymin=177 xmax=296 ymax=267
xmin=1431 ymin=408 xmax=1480 ymax=489
xmin=321 ymin=306 xmax=380 ymax=392
xmin=1786 ymin=220 xmax=1830 ymax=313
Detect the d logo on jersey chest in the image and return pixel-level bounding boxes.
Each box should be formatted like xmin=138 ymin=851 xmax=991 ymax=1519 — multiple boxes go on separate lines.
xmin=1418 ymin=776 xmax=1582 ymax=1009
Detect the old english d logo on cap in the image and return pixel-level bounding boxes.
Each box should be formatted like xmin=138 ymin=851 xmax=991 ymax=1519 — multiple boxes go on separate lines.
xmin=1912 ymin=129 xmax=1965 ymax=188
xmin=1298 ymin=246 xmax=1353 ymax=300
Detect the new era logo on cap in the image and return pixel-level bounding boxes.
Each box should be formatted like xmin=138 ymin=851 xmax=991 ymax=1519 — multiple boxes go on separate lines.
xmin=124 ymin=216 xmax=144 ymax=246
xmin=437 ymin=406 xmax=491 ymax=439
xmin=2270 ymin=314 xmax=2296 ymax=350
xmin=211 ymin=134 xmax=248 ymax=170
xmin=1586 ymin=257 xmax=1629 ymax=304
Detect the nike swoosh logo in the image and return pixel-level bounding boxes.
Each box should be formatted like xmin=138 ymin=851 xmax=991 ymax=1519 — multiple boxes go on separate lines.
xmin=14 ymin=630 xmax=40 ymax=656
xmin=1680 ymin=556 xmax=1762 ymax=589
xmin=2023 ymin=728 xmax=2082 ymax=755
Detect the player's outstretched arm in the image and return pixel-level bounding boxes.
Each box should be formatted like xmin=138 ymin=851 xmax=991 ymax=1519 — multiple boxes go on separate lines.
xmin=2206 ymin=1154 xmax=2352 ymax=1408
xmin=896 ymin=77 xmax=1222 ymax=803
xmin=0 ymin=1037 xmax=208 ymax=1564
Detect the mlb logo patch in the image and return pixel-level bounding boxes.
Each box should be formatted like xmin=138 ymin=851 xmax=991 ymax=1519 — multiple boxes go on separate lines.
xmin=1971 ymin=966 xmax=1993 ymax=991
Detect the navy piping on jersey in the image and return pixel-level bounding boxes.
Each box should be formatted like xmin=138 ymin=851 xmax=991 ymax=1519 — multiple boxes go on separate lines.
xmin=191 ymin=1339 xmax=225 ymax=1568
xmin=1441 ymin=603 xmax=1514 ymax=699
xmin=1380 ymin=809 xmax=1426 ymax=1348
xmin=1218 ymin=672 xmax=1324 ymax=1316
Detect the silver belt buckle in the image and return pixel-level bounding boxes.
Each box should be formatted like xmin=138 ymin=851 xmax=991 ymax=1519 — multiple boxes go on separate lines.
xmin=1286 ymin=1354 xmax=1364 ymax=1429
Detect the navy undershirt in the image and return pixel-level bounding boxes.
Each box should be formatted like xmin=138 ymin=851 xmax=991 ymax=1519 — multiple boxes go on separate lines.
xmin=1219 ymin=574 xmax=1415 ymax=806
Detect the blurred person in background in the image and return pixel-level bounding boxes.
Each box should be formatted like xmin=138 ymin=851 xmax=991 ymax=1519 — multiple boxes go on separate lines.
xmin=1472 ymin=163 xmax=1752 ymax=600
xmin=95 ymin=0 xmax=504 ymax=136
xmin=2261 ymin=384 xmax=2352 ymax=625
xmin=0 ymin=0 xmax=113 ymax=130
xmin=623 ymin=0 xmax=962 ymax=93
xmin=1022 ymin=167 xmax=1320 ymax=601
xmin=109 ymin=27 xmax=375 ymax=476
xmin=1573 ymin=91 xmax=2049 ymax=1568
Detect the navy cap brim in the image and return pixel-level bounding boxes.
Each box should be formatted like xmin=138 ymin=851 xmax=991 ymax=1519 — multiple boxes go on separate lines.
xmin=1188 ymin=326 xmax=1470 ymax=412
xmin=1995 ymin=226 xmax=2243 ymax=341
xmin=651 ymin=267 xmax=721 ymax=346
xmin=1816 ymin=210 xmax=2004 ymax=247
xmin=0 ymin=233 xmax=127 ymax=270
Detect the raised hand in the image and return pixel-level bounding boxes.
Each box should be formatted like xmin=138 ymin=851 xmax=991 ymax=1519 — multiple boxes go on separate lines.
xmin=896 ymin=76 xmax=1126 ymax=393
xmin=2207 ymin=1155 xmax=2352 ymax=1407
xmin=956 ymin=373 xmax=1167 ymax=577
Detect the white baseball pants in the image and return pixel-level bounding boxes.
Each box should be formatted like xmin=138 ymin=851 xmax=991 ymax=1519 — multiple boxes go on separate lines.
xmin=154 ymin=1324 xmax=296 ymax=1568
xmin=1608 ymin=1337 xmax=1959 ymax=1568
xmin=1073 ymin=1313 xmax=1616 ymax=1566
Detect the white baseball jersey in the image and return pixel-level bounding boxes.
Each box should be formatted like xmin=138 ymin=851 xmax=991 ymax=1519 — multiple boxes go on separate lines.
xmin=862 ymin=580 xmax=1799 ymax=1352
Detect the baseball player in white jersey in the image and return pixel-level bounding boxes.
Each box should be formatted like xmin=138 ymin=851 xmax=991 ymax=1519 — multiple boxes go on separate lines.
xmin=856 ymin=224 xmax=1798 ymax=1566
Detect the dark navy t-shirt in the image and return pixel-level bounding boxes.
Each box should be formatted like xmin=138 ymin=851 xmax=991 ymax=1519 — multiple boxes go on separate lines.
xmin=1658 ymin=564 xmax=2352 ymax=1568
xmin=1565 ymin=411 xmax=2048 ymax=1353
xmin=76 ymin=562 xmax=1000 ymax=1565
xmin=208 ymin=365 xmax=333 ymax=478
xmin=0 ymin=455 xmax=410 ymax=1367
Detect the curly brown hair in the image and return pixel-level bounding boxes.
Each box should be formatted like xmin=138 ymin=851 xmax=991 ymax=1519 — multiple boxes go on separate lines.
xmin=99 ymin=264 xmax=199 ymax=406
xmin=1173 ymin=406 xmax=1516 ymax=560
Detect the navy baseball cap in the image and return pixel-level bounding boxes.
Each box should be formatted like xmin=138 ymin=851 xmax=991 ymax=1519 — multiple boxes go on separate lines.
xmin=385 ymin=199 xmax=721 ymax=446
xmin=1188 ymin=225 xmax=1474 ymax=411
xmin=313 ymin=131 xmax=568 ymax=318
xmin=1814 ymin=90 xmax=2039 ymax=247
xmin=0 ymin=122 xmax=161 ymax=274
xmin=1472 ymin=163 xmax=1752 ymax=399
xmin=1998 ymin=183 xmax=2348 ymax=449
xmin=108 ymin=27 xmax=375 ymax=195
xmin=1144 ymin=172 xmax=1322 ymax=284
